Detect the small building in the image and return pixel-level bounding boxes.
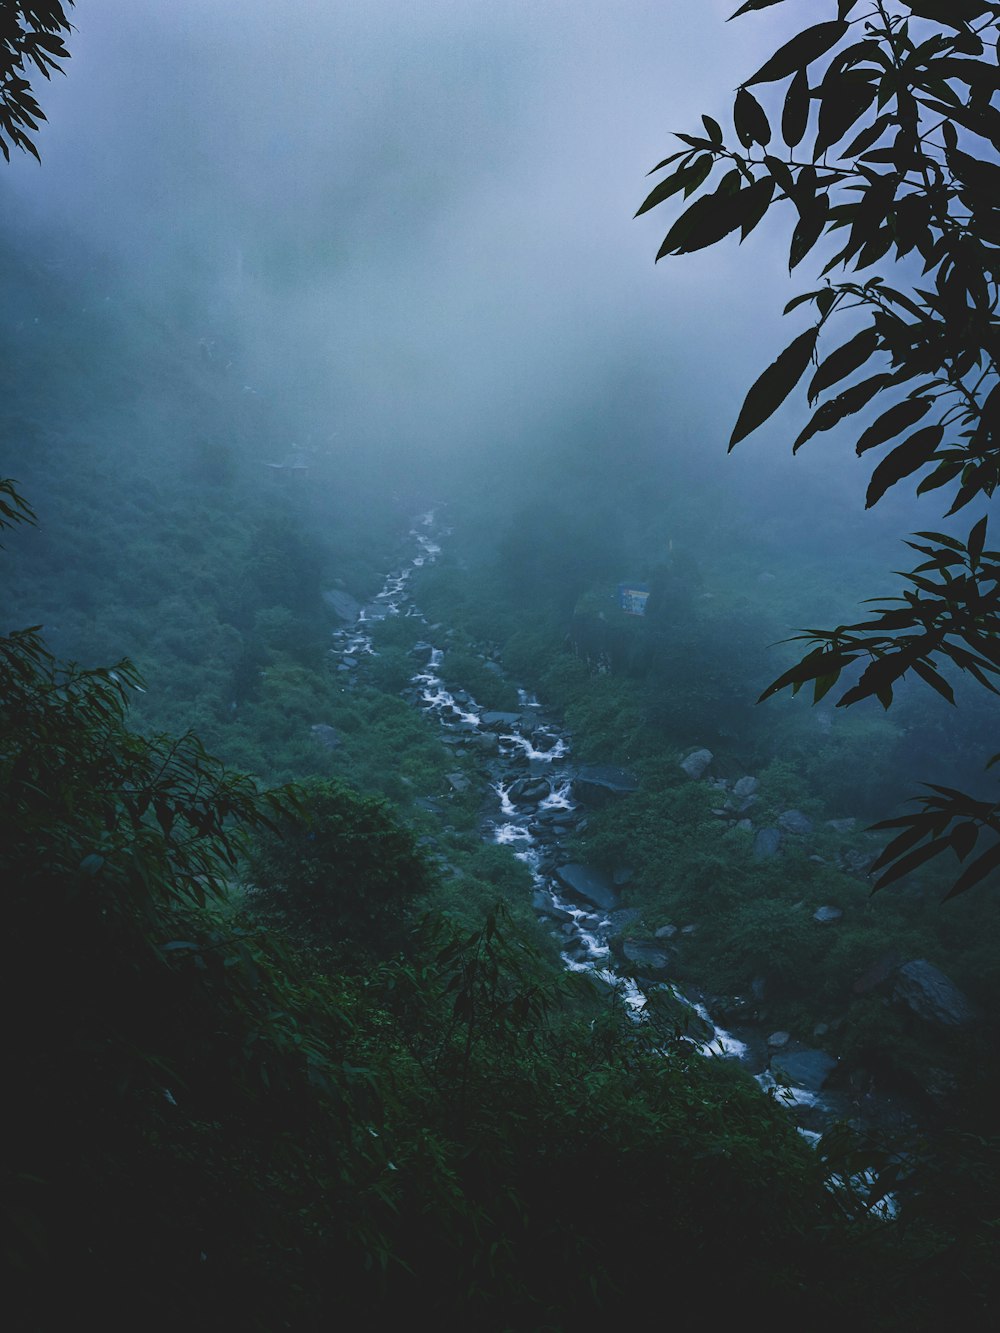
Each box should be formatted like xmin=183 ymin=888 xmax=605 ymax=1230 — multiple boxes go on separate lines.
xmin=618 ymin=583 xmax=650 ymax=616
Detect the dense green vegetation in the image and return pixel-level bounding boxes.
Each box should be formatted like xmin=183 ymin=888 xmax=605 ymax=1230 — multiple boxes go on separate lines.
xmin=4 ymin=4 xmax=1000 ymax=1326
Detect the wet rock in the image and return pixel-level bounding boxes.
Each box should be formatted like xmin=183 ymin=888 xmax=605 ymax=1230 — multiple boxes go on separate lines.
xmin=553 ymin=863 xmax=617 ymax=912
xmin=323 ymin=589 xmax=362 ymax=621
xmin=621 ymin=939 xmax=672 ymax=973
xmin=571 ymin=764 xmax=639 ymax=807
xmin=767 ymin=1031 xmax=791 ymax=1049
xmin=679 ymin=748 xmax=713 ymax=780
xmin=507 ymin=776 xmax=550 ymax=805
xmin=680 ymin=924 xmax=697 ymax=936
xmin=446 ymin=772 xmax=470 ymax=794
xmin=604 ymin=907 xmax=641 ymax=937
xmin=466 ymin=732 xmax=499 ymax=754
xmin=894 ymin=960 xmax=977 ymax=1027
xmin=481 ymin=711 xmax=528 ymax=731
xmin=530 ymin=730 xmax=559 ymax=752
xmin=654 ymin=924 xmax=678 ymax=939
xmin=342 ymin=656 xmax=359 ymax=669
xmin=771 ymin=1049 xmax=838 ymax=1091
xmin=732 ymin=775 xmax=759 ymax=799
xmin=409 ymin=640 xmax=435 ymax=662
xmin=813 ymin=905 xmax=843 ymax=925
xmin=753 ymin=827 xmax=782 ymax=859
xmin=309 ymin=723 xmax=340 ymax=750
xmin=778 ymin=809 xmax=813 ymax=835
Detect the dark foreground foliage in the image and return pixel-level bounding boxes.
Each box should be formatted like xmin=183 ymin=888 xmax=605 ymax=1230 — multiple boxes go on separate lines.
xmin=4 ymin=611 xmax=1000 ymax=1331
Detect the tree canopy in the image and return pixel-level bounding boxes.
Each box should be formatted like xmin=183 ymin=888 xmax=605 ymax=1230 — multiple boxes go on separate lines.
xmin=641 ymin=0 xmax=1000 ymax=897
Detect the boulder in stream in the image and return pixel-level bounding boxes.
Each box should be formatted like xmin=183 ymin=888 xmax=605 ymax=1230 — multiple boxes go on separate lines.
xmin=771 ymin=1048 xmax=838 ymax=1092
xmin=621 ymin=939 xmax=672 ymax=974
xmin=554 ymin=863 xmax=618 ymax=912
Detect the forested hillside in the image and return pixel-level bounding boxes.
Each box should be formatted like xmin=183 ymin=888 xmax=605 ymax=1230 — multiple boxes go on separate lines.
xmin=4 ymin=2 xmax=1000 ymax=1329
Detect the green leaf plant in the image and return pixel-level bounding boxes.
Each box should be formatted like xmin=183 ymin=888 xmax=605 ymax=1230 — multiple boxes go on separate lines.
xmin=642 ymin=1 xmax=1000 ymax=898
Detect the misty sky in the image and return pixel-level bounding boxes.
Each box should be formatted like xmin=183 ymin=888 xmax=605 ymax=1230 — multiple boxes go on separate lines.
xmin=4 ymin=0 xmax=933 ymax=554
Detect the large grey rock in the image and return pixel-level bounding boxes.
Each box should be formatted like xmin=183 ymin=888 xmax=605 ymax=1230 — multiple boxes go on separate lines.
xmin=679 ymin=748 xmax=713 ymax=780
xmin=571 ymin=765 xmax=639 ymax=808
xmin=506 ymin=776 xmax=550 ymax=805
xmin=605 ymin=908 xmax=641 ymax=937
xmin=813 ymin=905 xmax=843 ymax=925
xmin=621 ymin=939 xmax=672 ymax=973
xmin=778 ymin=809 xmax=813 ymax=835
xmin=771 ymin=1049 xmax=838 ymax=1091
xmin=754 ymin=827 xmax=782 ymax=859
xmin=732 ymin=775 xmax=759 ymax=799
xmin=554 ymin=863 xmax=618 ymax=912
xmin=322 ymin=588 xmax=362 ymax=621
xmin=893 ymin=960 xmax=977 ymax=1027
xmin=481 ymin=711 xmax=528 ymax=731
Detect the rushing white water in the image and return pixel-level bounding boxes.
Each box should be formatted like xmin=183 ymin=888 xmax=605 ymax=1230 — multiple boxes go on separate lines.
xmin=330 ymin=508 xmax=896 ymax=1211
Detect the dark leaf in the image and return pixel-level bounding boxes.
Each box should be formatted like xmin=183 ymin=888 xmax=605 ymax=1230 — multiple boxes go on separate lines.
xmin=729 ymin=0 xmax=787 ymax=16
xmin=792 ymin=373 xmax=892 ymax=451
xmin=746 ymin=22 xmax=849 ymax=88
xmin=865 ymin=424 xmax=945 ymax=508
xmin=967 ymin=515 xmax=987 ymax=566
xmin=782 ymin=67 xmax=810 ymax=148
xmin=856 ymin=397 xmax=932 ymax=455
xmin=871 ymin=836 xmax=951 ymax=892
xmin=949 ymin=820 xmax=980 ymax=862
xmin=789 ymin=191 xmax=830 ymax=269
xmin=815 ymin=76 xmax=878 ymax=159
xmin=911 ymin=658 xmax=955 ymax=704
xmin=635 ymin=156 xmax=709 ymax=218
xmin=730 ymin=326 xmax=819 ymax=448
xmin=944 ymin=837 xmax=1000 ymax=900
xmin=807 ymin=326 xmax=879 ymax=403
xmin=734 ymin=87 xmax=771 ymax=147
xmin=739 ymin=174 xmax=777 ymax=239
xmin=702 ymin=115 xmax=724 ymax=146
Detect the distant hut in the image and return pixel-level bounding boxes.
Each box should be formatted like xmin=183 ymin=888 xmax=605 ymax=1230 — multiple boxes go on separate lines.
xmin=618 ymin=583 xmax=650 ymax=616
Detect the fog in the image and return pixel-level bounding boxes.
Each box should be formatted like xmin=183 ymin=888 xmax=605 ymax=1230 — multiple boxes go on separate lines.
xmin=4 ymin=1 xmax=882 ymax=511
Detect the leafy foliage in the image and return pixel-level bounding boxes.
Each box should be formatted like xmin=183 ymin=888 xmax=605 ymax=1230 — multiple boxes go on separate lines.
xmin=642 ymin=1 xmax=1000 ymax=895
xmin=247 ymin=777 xmax=432 ymax=963
xmin=0 ymin=1 xmax=73 ymax=161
